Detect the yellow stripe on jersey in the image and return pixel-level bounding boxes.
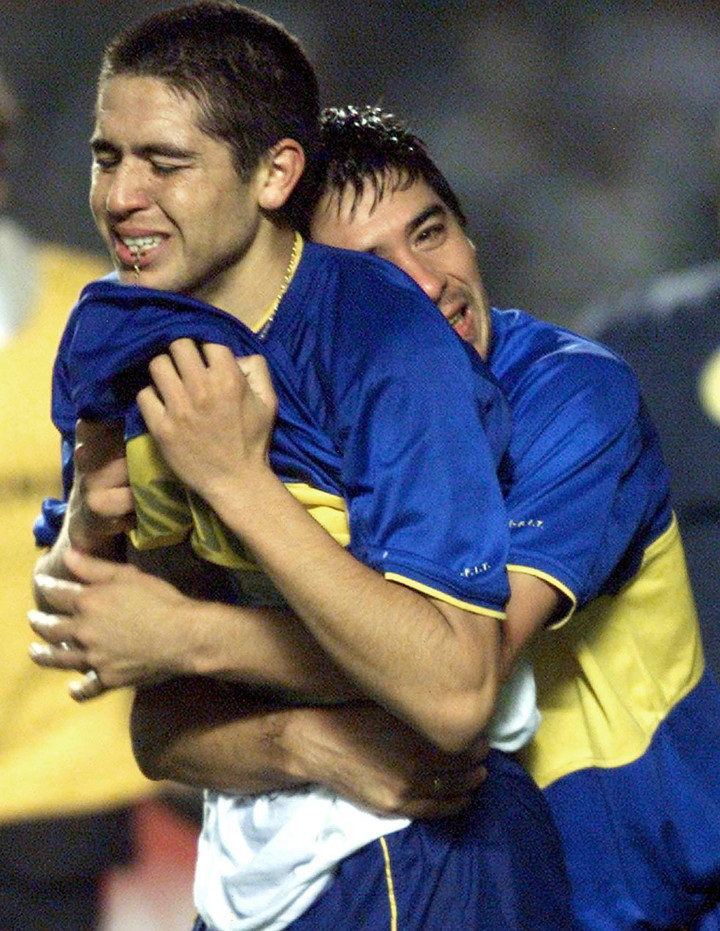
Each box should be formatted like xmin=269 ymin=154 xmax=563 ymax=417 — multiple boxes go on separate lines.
xmin=519 ymin=515 xmax=704 ymax=788
xmin=128 ymin=433 xmax=501 ymax=617
xmin=385 ymin=573 xmax=506 ymax=619
xmin=126 ymin=433 xmax=350 ymax=570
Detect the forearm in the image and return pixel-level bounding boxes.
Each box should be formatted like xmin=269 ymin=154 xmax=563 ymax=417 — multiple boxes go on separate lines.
xmin=32 ymin=546 xmax=362 ymax=703
xmin=162 ymin=596 xmax=361 ymax=703
xmin=138 ymin=345 xmax=502 ymax=751
xmin=131 ymin=678 xmax=316 ymax=793
xmin=132 ymin=680 xmax=489 ymax=818
xmin=202 ymin=468 xmax=501 ymax=752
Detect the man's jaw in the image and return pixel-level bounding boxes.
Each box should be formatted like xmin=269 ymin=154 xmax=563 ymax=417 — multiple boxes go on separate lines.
xmin=443 ymin=301 xmax=476 ymax=344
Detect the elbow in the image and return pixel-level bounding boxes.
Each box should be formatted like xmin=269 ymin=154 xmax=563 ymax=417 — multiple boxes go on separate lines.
xmin=416 ymin=684 xmax=498 ymax=754
xmin=130 ymin=684 xmax=179 ymax=782
xmin=131 ymin=727 xmax=167 ymax=782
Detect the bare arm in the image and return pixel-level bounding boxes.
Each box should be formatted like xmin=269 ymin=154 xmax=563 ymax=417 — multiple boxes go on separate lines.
xmin=138 ymin=342 xmax=503 ymax=753
xmin=29 ymin=394 xmax=559 ymax=812
xmin=125 ymin=569 xmax=558 ymax=816
xmin=31 ymin=548 xmax=360 ymax=703
xmin=503 ymin=570 xmax=564 ymax=673
xmin=33 ymin=420 xmax=134 ymax=606
xmin=131 ymin=679 xmax=488 ymax=819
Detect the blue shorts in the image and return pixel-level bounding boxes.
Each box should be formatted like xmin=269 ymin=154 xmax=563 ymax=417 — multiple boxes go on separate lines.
xmin=545 ymin=668 xmax=720 ymax=930
xmin=194 ymin=749 xmax=574 ymax=930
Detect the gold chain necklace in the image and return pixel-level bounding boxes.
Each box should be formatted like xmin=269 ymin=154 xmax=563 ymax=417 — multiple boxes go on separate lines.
xmin=258 ymin=233 xmax=300 ymax=340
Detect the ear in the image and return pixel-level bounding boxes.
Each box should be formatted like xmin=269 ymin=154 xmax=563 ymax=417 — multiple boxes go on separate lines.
xmin=257 ymin=138 xmax=306 ymax=211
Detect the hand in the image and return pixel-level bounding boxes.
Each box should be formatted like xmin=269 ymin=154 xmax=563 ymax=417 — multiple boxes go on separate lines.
xmin=137 ymin=340 xmax=278 ymax=503
xmin=29 ymin=548 xmax=190 ymax=701
xmin=287 ymin=702 xmax=489 ymax=819
xmin=66 ymin=419 xmax=135 ymax=554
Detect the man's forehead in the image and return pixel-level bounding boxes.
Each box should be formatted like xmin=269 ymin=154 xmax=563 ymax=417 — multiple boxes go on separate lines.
xmin=325 ymin=173 xmax=438 ymax=222
xmin=94 ymin=75 xmax=202 ymax=132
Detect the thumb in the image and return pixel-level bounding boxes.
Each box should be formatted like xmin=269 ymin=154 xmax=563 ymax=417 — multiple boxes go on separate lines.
xmin=63 ymin=547 xmax=123 ymax=584
xmin=237 ymin=355 xmax=278 ymax=417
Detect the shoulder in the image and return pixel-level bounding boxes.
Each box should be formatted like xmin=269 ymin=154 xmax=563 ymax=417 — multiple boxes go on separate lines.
xmin=293 ymin=241 xmax=450 ymax=333
xmin=491 ymin=307 xmax=641 ymax=431
xmin=287 ymin=241 xmax=492 ymax=376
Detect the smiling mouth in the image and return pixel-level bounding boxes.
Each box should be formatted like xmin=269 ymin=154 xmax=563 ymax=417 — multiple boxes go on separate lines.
xmin=447 ymin=306 xmax=468 ymax=329
xmin=120 ymin=234 xmax=164 ymax=262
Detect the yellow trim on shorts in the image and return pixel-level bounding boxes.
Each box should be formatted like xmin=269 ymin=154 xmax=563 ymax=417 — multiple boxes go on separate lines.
xmin=379 ymin=836 xmax=398 ymax=931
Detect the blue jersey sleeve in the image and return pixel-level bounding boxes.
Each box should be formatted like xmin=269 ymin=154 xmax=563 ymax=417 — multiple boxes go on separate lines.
xmin=502 ymin=341 xmax=671 ymax=609
xmin=34 ymin=325 xmax=77 ymax=547
xmin=318 ymin=257 xmax=511 ymax=615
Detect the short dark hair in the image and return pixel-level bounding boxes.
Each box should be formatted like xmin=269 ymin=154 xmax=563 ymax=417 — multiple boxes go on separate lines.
xmin=298 ymin=105 xmax=466 ymax=234
xmin=98 ymin=1 xmax=319 ymax=180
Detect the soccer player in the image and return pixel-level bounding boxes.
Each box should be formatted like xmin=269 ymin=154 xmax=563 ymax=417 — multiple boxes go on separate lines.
xmin=29 ymin=5 xmax=574 ymax=930
xmin=302 ymin=106 xmax=720 ymax=930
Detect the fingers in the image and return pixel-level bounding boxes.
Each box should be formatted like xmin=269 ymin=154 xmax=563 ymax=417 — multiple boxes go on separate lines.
xmin=28 ymin=634 xmax=85 ymax=671
xmin=28 ymin=609 xmax=88 ymax=674
xmin=69 ymin=668 xmax=105 ymax=703
xmin=428 ymin=763 xmax=487 ymax=798
xmin=28 ymin=607 xmax=76 ymax=643
xmin=403 ymin=794 xmax=473 ymax=820
xmin=33 ymin=574 xmax=83 ymax=613
xmin=62 ymin=547 xmax=126 ymax=584
xmin=28 ymin=608 xmax=106 ymax=702
xmin=140 ymin=341 xmax=238 ymax=417
xmin=136 ymin=381 xmax=164 ymax=427
xmin=145 ymin=351 xmax=183 ymax=407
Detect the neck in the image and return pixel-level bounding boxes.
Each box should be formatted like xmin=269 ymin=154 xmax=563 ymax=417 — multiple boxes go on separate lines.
xmin=195 ymin=223 xmax=298 ymax=328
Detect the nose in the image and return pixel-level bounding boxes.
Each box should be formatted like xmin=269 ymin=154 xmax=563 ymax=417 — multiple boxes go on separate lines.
xmin=396 ymin=252 xmax=445 ymax=305
xmin=103 ymin=161 xmax=153 ymax=217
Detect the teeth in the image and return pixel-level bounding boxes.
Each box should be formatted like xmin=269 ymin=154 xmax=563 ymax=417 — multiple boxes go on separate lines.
xmin=122 ymin=234 xmax=163 ymax=256
xmin=447 ymin=308 xmax=466 ymax=328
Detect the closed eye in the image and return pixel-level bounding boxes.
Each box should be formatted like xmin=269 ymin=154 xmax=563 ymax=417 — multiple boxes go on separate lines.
xmin=150 ymin=160 xmax=187 ymax=175
xmin=91 ymin=143 xmax=120 ymax=172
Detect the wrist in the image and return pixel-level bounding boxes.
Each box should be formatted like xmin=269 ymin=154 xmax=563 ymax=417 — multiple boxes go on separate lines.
xmin=274 ymin=705 xmax=322 ymax=784
xmin=201 ymin=463 xmax=283 ymax=531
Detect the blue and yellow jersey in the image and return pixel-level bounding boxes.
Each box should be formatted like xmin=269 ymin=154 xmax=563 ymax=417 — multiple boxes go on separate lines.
xmin=43 ymin=239 xmax=512 ymax=620
xmin=488 ymin=308 xmax=704 ymax=787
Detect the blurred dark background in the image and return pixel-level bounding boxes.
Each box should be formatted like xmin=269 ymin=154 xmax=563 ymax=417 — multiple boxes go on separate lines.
xmin=3 ymin=0 xmax=720 ymax=327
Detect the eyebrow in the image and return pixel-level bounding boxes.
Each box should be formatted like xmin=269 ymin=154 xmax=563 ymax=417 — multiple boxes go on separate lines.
xmin=90 ymin=137 xmax=197 ymax=160
xmin=405 ymin=203 xmax=447 ymax=238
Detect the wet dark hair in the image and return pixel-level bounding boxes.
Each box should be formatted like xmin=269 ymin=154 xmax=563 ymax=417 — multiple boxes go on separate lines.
xmin=295 ymin=104 xmax=466 ymax=235
xmin=98 ymin=1 xmax=319 ymax=181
